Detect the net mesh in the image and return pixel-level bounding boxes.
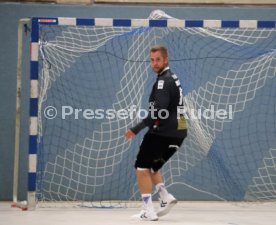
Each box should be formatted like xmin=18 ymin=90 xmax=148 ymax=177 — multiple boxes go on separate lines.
xmin=35 ymin=11 xmax=276 ymax=207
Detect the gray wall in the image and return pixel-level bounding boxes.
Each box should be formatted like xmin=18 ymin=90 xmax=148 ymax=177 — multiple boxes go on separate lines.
xmin=0 ymin=2 xmax=276 ymax=201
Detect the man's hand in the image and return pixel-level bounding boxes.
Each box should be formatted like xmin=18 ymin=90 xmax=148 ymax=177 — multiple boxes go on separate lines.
xmin=124 ymin=129 xmax=136 ymax=140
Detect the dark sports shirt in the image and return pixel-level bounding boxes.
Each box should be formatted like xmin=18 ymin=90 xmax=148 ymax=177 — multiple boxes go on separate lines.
xmin=130 ymin=67 xmax=187 ymax=138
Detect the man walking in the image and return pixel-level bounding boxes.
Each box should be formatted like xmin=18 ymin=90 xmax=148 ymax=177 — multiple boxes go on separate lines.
xmin=125 ymin=45 xmax=187 ymax=221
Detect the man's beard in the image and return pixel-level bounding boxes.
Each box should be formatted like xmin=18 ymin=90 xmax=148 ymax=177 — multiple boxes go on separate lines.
xmin=154 ymin=66 xmax=165 ymax=74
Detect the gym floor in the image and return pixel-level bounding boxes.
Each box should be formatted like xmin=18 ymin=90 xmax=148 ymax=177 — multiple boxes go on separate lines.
xmin=1 ymin=201 xmax=276 ymax=225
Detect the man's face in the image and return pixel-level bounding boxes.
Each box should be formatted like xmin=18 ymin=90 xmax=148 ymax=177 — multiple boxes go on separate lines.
xmin=150 ymin=51 xmax=168 ymax=74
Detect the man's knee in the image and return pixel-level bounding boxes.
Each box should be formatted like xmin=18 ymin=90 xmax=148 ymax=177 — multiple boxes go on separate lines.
xmin=151 ymin=158 xmax=166 ymax=172
xmin=136 ymin=167 xmax=151 ymax=178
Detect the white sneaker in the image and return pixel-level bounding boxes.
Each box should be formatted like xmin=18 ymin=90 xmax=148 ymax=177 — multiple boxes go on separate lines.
xmin=156 ymin=193 xmax=177 ymax=217
xmin=131 ymin=209 xmax=158 ymax=221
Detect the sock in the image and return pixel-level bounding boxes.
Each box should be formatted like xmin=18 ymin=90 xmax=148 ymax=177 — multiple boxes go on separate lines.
xmin=141 ymin=193 xmax=153 ymax=209
xmin=155 ymin=183 xmax=168 ymax=199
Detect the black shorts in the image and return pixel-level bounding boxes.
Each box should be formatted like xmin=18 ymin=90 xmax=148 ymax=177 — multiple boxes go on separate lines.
xmin=135 ymin=131 xmax=186 ymax=171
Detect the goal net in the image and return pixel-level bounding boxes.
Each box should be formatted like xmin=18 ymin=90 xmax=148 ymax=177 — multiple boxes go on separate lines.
xmin=26 ymin=10 xmax=276 ymax=208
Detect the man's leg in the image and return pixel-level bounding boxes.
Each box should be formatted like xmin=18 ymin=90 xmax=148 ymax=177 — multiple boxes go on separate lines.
xmin=151 ymin=170 xmax=178 ymax=217
xmin=151 ymin=170 xmax=171 ymax=205
xmin=151 ymin=171 xmax=168 ymax=198
xmin=150 ymin=143 xmax=179 ymax=217
xmin=150 ymin=170 xmax=163 ymax=186
xmin=137 ymin=168 xmax=153 ymax=194
xmin=133 ymin=132 xmax=158 ymax=221
xmin=132 ymin=168 xmax=158 ymax=221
